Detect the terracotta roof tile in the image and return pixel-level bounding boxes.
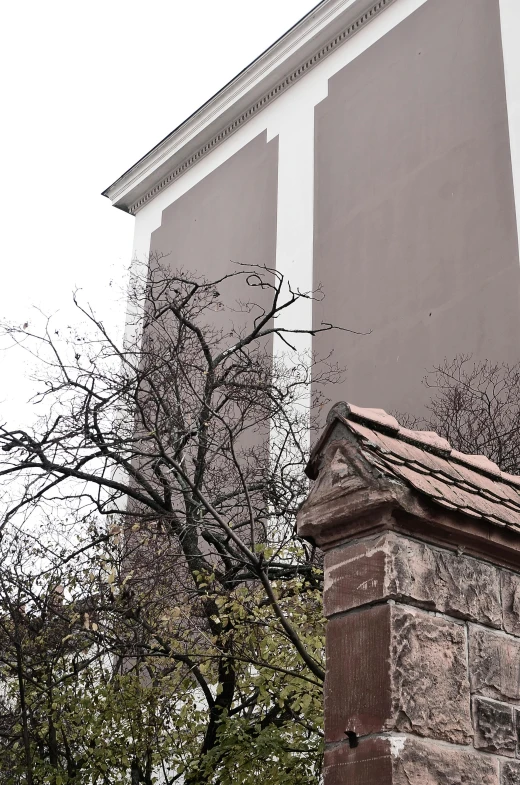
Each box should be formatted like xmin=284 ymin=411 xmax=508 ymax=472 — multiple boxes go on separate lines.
xmin=430 ymin=470 xmax=455 ymax=485
xmin=497 ymin=471 xmax=520 ymax=490
xmin=346 ymin=419 xmax=388 ymax=448
xmin=488 ymin=515 xmax=508 ymax=527
xmin=460 ymin=507 xmax=482 ymax=519
xmin=450 ymin=450 xmax=501 ymax=477
xmin=398 ymin=427 xmax=451 ymax=455
xmin=434 ymin=498 xmax=458 ymax=511
xmin=347 ymin=404 xmax=400 ymax=433
xmin=406 ymin=460 xmax=432 ymax=475
xmin=322 ymin=402 xmax=520 ymax=532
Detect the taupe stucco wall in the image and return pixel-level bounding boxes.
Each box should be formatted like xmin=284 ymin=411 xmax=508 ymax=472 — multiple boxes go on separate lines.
xmin=313 ymin=0 xmax=520 ymax=417
xmin=150 ymin=131 xmax=279 ymax=331
xmin=149 ymin=132 xmax=278 ymax=463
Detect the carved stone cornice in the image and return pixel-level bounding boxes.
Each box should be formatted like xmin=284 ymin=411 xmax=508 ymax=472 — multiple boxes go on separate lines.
xmin=102 ymin=0 xmax=396 ymax=214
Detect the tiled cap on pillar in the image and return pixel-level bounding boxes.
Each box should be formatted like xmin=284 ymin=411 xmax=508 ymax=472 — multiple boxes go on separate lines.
xmin=298 ymin=403 xmax=520 ymax=785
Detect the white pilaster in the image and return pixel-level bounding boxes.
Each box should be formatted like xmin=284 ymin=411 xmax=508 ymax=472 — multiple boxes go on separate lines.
xmin=499 ymin=0 xmax=520 ymax=257
xmin=266 ymin=82 xmax=328 ymax=452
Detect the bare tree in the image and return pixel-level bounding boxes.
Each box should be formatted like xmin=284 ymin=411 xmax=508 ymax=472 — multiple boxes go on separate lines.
xmin=0 ymin=259 xmax=355 ymax=784
xmin=401 ymin=355 xmax=520 ymax=474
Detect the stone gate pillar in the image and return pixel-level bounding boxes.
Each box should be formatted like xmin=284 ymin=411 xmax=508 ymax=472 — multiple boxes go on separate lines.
xmin=297 ymin=403 xmax=520 ymax=785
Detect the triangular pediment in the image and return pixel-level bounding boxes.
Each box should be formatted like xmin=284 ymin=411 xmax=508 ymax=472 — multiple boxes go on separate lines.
xmin=305 ymin=440 xmax=373 ymax=510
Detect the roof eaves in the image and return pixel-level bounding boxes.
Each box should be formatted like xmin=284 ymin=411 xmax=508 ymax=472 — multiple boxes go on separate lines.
xmin=308 ymin=402 xmax=520 ymax=532
xmin=101 ymin=0 xmax=327 ymax=203
xmin=101 ymin=0 xmax=397 ymax=214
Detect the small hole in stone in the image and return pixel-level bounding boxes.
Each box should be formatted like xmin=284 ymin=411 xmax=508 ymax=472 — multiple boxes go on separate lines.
xmin=345 ymin=731 xmax=358 ymax=748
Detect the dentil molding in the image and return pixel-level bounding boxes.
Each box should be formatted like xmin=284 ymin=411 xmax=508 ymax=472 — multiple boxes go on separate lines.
xmin=103 ymin=0 xmax=396 ymax=215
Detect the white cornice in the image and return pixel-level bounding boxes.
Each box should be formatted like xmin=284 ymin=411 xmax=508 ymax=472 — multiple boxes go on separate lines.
xmin=102 ymin=0 xmax=396 ymax=215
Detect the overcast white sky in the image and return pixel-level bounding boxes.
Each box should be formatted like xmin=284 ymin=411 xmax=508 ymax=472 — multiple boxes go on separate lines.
xmin=0 ymin=0 xmax=318 ymax=424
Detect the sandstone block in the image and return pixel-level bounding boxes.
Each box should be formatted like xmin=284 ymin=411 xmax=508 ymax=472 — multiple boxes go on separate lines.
xmin=323 ymin=533 xmax=502 ymax=627
xmin=502 ymin=761 xmax=520 ymax=785
xmin=387 ymin=536 xmax=501 ymax=628
xmin=324 ymin=604 xmax=391 ymax=742
xmin=392 ymin=737 xmax=498 ymax=784
xmin=469 ymin=627 xmax=520 ymax=701
xmin=323 ymin=738 xmax=392 ymax=785
xmin=473 ymin=697 xmax=516 ymax=756
xmin=323 ymin=536 xmax=387 ymax=616
xmin=324 ymin=736 xmax=500 ymax=785
xmin=391 ymin=606 xmax=472 ymax=744
xmin=325 ymin=603 xmax=472 ymax=745
xmin=502 ymin=571 xmax=520 ymax=637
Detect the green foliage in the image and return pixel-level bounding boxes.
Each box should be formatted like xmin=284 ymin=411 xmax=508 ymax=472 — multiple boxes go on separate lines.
xmin=0 ymin=535 xmax=324 ymax=785
xmin=0 ymin=266 xmax=342 ymax=783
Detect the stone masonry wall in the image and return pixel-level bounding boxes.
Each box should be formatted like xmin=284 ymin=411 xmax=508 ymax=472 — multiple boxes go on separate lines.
xmin=322 ymin=531 xmax=520 ymax=784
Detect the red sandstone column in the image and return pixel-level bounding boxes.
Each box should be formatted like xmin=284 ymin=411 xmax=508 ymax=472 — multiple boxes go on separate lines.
xmin=297 ymin=404 xmax=520 ymax=785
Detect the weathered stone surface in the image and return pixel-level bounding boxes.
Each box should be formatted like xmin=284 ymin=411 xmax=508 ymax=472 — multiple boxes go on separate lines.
xmin=502 ymin=570 xmax=520 ymax=637
xmin=323 ymin=535 xmax=387 ymax=616
xmin=326 ymin=604 xmax=473 ymax=744
xmin=323 ymin=533 xmax=502 ymax=626
xmin=392 ymin=738 xmax=498 ymax=784
xmin=473 ymin=697 xmax=516 ymax=756
xmin=323 ymin=738 xmax=392 ymax=785
xmin=325 ymin=736 xmax=500 ymax=785
xmin=469 ymin=626 xmax=520 ymax=701
xmin=502 ymin=760 xmax=520 ymax=785
xmin=391 ymin=607 xmax=472 ymax=744
xmin=324 ymin=604 xmax=391 ymax=742
xmin=387 ymin=536 xmax=502 ymax=628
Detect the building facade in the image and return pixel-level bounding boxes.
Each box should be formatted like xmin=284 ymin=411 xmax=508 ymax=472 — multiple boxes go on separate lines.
xmin=103 ymin=0 xmax=520 ymax=417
